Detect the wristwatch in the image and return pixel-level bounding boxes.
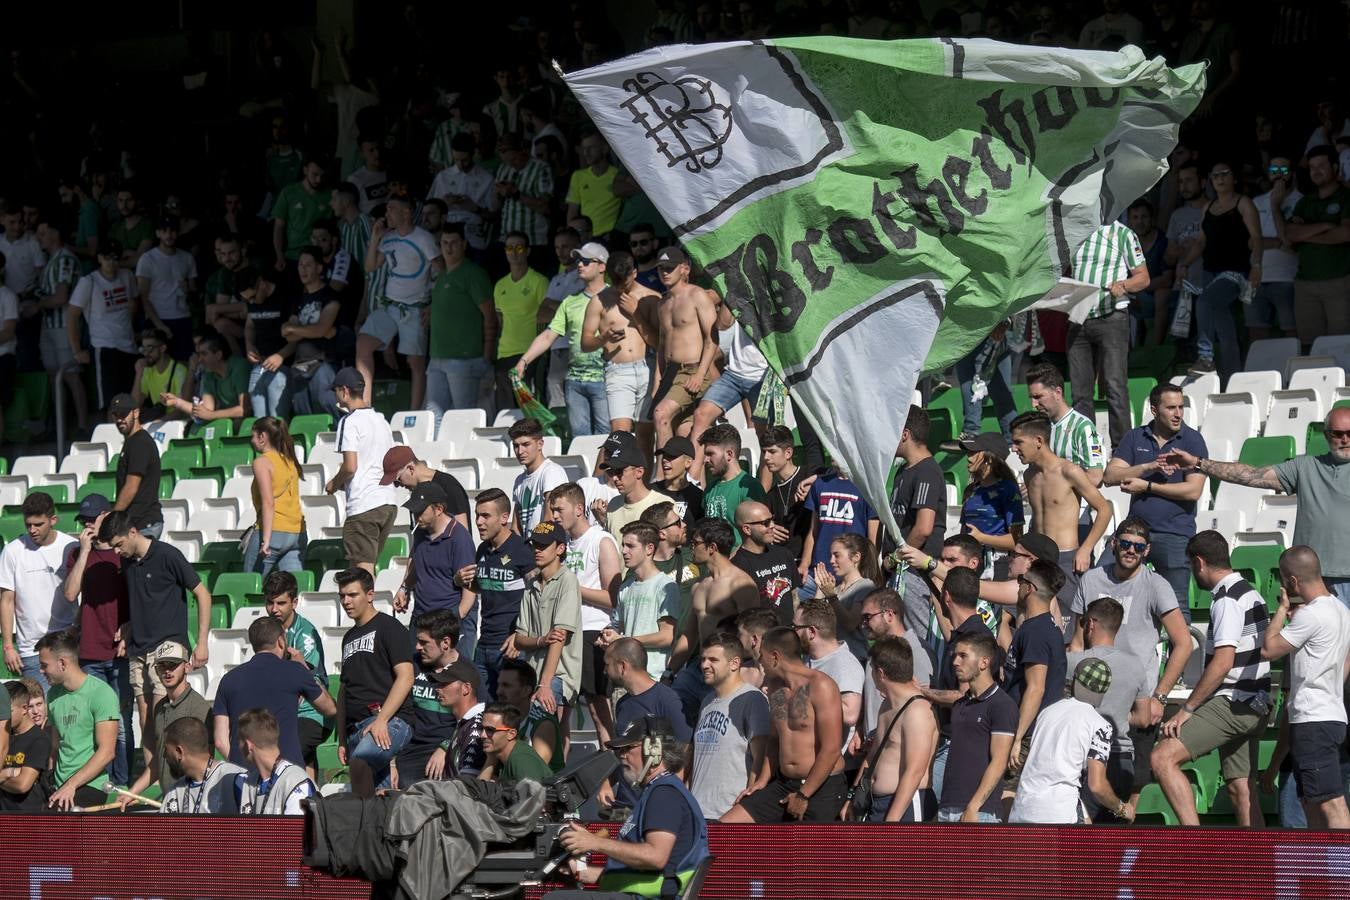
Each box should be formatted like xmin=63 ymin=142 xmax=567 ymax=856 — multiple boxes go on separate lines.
xmin=793 ymin=789 xmax=810 ymax=802
xmin=925 ymin=556 xmax=938 ymax=573
xmin=1113 ymin=800 xmax=1128 ymax=819
xmin=1151 ymin=692 xmax=1168 ymax=705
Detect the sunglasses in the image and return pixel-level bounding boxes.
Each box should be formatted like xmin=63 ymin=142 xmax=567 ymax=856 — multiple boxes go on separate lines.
xmin=1269 ymin=165 xmax=1291 ymax=175
xmin=505 ymin=245 xmax=528 ymax=255
xmin=1117 ymin=539 xmax=1148 ymax=553
xmin=742 ymin=518 xmax=774 ymax=528
xmin=575 ymin=257 xmax=600 ymax=265
xmin=478 ymin=724 xmax=514 ymax=736
xmin=1210 ymin=169 xmax=1233 ymax=178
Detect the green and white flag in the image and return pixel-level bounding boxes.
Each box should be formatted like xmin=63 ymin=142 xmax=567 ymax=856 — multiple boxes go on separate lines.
xmin=562 ymin=38 xmax=1203 ymax=535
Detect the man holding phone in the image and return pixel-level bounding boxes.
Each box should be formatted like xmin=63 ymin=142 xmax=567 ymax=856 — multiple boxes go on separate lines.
xmin=428 ymin=133 xmax=495 ymax=255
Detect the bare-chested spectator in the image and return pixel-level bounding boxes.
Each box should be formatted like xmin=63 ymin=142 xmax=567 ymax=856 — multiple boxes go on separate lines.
xmin=721 ymin=626 xmax=846 ymax=823
xmin=581 ymin=252 xmax=660 ymax=441
xmin=1009 ymin=411 xmax=1113 ymax=611
xmin=650 ymin=246 xmax=720 ymax=453
xmin=735 ymin=607 xmax=780 ymax=689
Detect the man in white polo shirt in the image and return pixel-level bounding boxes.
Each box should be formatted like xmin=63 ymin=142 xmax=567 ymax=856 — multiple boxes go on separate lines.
xmin=326 ymin=367 xmax=398 ymax=576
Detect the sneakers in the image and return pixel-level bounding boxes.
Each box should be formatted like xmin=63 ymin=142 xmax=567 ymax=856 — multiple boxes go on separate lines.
xmin=1187 ymin=358 xmax=1215 ymax=374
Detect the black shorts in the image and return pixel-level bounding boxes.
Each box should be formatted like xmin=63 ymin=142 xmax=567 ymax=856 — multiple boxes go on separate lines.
xmin=581 ymin=630 xmax=608 ymax=698
xmin=1292 ymin=721 xmax=1347 ymax=803
xmin=298 ymin=718 xmax=333 ymax=770
xmin=868 ymin=787 xmax=937 ymax=822
xmin=737 ymin=773 xmax=848 ymax=823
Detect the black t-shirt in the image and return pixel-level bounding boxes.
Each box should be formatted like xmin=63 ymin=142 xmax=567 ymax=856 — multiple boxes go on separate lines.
xmin=730 ymin=544 xmax=799 ymax=626
xmin=292 ymin=285 xmax=340 ymax=361
xmin=652 ymin=480 xmax=705 ymax=526
xmin=340 ymin=612 xmax=415 ymax=727
xmin=476 ymin=534 xmax=533 ymax=648
xmin=0 ymin=725 xmax=50 ymax=812
xmin=766 ymin=466 xmax=813 ymax=562
xmin=888 ymin=457 xmax=946 ymax=557
xmin=1001 ymin=612 xmax=1067 ymax=726
xmin=125 ymin=539 xmax=200 ymax=655
xmin=248 ymin=295 xmax=290 ymax=357
xmin=117 ymin=428 xmax=163 ymax=529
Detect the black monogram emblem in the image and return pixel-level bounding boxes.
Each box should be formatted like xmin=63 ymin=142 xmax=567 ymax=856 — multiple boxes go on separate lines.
xmin=619 ymin=71 xmax=733 ymax=174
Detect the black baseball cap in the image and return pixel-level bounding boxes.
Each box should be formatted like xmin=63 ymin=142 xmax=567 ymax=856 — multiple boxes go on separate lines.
xmin=1017 ymin=533 xmax=1060 ymax=564
xmin=601 ymin=446 xmax=646 ymax=471
xmin=404 ymin=482 xmax=448 ymax=515
xmin=957 ymin=433 xmax=1009 ymax=460
xmin=528 ymin=521 xmax=568 ymax=547
xmin=429 ymin=659 xmax=481 ymax=691
xmin=333 ymin=367 xmax=365 ymax=391
xmin=657 ymin=436 xmax=695 ymax=460
xmin=603 ymin=431 xmax=639 ymax=456
xmin=656 ymin=246 xmax=688 ymax=269
xmin=108 ymin=394 xmax=137 ymax=418
xmin=607 ymin=714 xmax=676 ymax=750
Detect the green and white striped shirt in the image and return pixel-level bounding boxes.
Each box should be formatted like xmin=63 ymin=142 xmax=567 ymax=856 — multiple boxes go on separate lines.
xmin=1051 ymin=408 xmax=1105 ymax=470
xmin=39 ymin=246 xmax=81 ymax=329
xmin=428 ymin=119 xmax=469 ymax=173
xmin=495 ymin=159 xmax=554 ymax=246
xmin=1071 ymin=221 xmax=1145 ymax=320
xmin=339 ymin=213 xmax=372 ymax=265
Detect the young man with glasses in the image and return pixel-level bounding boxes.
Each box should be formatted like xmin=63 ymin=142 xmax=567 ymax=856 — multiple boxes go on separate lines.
xmin=1002 ymin=560 xmax=1067 ymax=797
xmin=129 ymin=328 xmax=187 ymax=420
xmin=857 ymin=588 xmax=933 ymax=737
xmin=477 ymin=702 xmax=553 ymax=783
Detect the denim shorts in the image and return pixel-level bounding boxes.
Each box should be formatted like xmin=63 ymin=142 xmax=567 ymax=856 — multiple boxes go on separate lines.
xmin=702 ymin=368 xmax=762 ymax=414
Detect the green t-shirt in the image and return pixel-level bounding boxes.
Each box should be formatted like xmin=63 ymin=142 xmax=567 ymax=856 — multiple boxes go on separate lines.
xmin=500 ymin=739 xmax=554 ymax=782
xmin=271 ymin=183 xmax=332 ymax=259
xmin=702 ymin=472 xmax=769 ymax=548
xmin=110 ymin=217 xmax=155 ymax=257
xmin=266 ymin=148 xmax=305 ymax=195
xmin=286 ymin=614 xmax=327 ymax=725
xmin=548 ymin=291 xmax=605 ymax=383
xmin=430 ymin=261 xmax=493 ymax=360
xmin=1292 ymin=186 xmax=1350 ymax=281
xmin=494 ymin=268 xmax=550 ymax=359
xmin=523 ymin=707 xmax=565 ymax=773
xmin=199 ymin=356 xmax=251 ymax=413
xmin=206 ymin=264 xmax=260 ymax=304
xmin=50 ymin=675 xmax=120 ymax=789
xmin=1275 ymin=453 xmax=1350 ymax=577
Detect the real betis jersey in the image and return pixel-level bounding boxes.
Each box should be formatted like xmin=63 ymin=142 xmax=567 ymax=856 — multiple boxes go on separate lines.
xmin=1051 ymin=408 xmax=1104 ymax=470
xmin=39 ymin=247 xmax=81 ymax=329
xmin=286 ymin=614 xmax=327 ymax=725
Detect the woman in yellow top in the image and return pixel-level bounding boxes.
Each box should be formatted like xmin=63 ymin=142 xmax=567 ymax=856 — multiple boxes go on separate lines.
xmin=244 ymin=416 xmax=305 ymax=576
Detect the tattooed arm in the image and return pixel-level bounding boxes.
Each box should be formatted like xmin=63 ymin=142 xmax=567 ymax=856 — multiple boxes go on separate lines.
xmin=1157 ymin=449 xmax=1283 ymax=491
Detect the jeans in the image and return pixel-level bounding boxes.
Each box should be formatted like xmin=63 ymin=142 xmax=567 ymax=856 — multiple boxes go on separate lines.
xmin=140 ymin=521 xmax=164 ymax=540
xmin=474 ymin=643 xmax=504 ymax=702
xmin=21 ymin=654 xmax=46 ymax=692
xmin=1147 ymin=531 xmax=1192 ymax=622
xmin=82 ymin=658 xmax=132 ymax=786
xmin=1066 ymin=309 xmax=1130 ymax=449
xmin=248 ymin=364 xmax=291 ymax=418
xmin=1249 ymin=281 xmax=1296 ymax=332
xmin=955 ymin=340 xmax=1016 ymax=438
xmin=242 ymin=527 xmax=305 ymax=578
xmin=931 ymin=738 xmax=951 ymax=803
xmin=1326 ymin=578 xmax=1350 ymax=611
xmin=291 ymin=362 xmax=338 ymax=419
xmin=426 ymin=357 xmax=490 ymax=418
xmin=937 ymin=807 xmax=1000 ymax=824
xmin=1195 ymin=273 xmax=1243 ymax=379
xmin=565 ymin=378 xmax=609 ymax=437
xmin=346 ymin=714 xmax=413 ymax=789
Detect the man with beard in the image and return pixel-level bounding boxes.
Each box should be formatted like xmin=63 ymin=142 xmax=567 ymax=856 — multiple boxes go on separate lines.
xmin=158 ymin=717 xmax=247 ymax=814
xmin=627 ymin=223 xmax=663 ymax=292
xmin=731 ymin=500 xmax=798 ymax=625
xmin=1164 ymin=161 xmax=1207 ymax=275
xmin=651 ymin=247 xmax=720 ymax=452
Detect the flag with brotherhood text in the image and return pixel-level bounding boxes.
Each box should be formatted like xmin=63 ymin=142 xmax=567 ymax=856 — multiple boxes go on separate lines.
xmin=561 ymin=38 xmax=1204 ymax=537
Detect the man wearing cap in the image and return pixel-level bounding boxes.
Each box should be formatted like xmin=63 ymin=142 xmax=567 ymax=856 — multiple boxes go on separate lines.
xmin=134 ymin=216 xmax=198 ymax=359
xmin=651 ymin=437 xmax=704 ymax=527
xmin=109 ymin=394 xmax=163 ymax=534
xmin=119 ymin=639 xmax=212 ymax=809
xmin=327 ymin=367 xmax=398 ymax=577
xmin=510 ymin=522 xmax=582 ymax=718
xmin=430 ymin=659 xmax=487 ymax=779
xmin=381 ymin=445 xmax=470 ymax=534
xmin=651 ymin=245 xmax=721 ymax=453
xmin=603 ymin=444 xmax=664 ymax=558
xmin=558 ymin=716 xmax=709 ymax=898
xmin=514 ymin=242 xmax=610 ymax=437
xmin=579 ymin=255 xmax=660 ymax=437
xmin=62 ymin=497 xmax=132 ymax=786
xmin=1 ymin=492 xmax=77 ymax=689
xmin=1009 ymin=657 xmax=1135 ymax=824
xmin=67 ymin=240 xmax=140 ymax=413
xmin=1104 ymin=382 xmax=1208 ymax=608
xmin=398 ymin=482 xmax=476 ymax=625
xmin=355 ymin=191 xmax=439 ymax=410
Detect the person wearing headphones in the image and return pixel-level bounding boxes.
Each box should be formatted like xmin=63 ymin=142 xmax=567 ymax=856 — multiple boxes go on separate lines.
xmin=555 ymin=716 xmax=710 ymax=899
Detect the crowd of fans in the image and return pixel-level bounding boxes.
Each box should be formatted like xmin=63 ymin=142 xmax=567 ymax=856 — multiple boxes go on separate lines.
xmin=0 ymin=0 xmax=1347 ymax=844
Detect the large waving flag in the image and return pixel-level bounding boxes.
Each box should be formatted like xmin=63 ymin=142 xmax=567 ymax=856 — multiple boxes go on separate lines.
xmin=562 ymin=38 xmax=1204 ymax=535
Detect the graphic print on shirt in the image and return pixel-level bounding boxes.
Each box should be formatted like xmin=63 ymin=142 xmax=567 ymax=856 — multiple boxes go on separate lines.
xmin=343 ymin=631 xmax=376 ymax=661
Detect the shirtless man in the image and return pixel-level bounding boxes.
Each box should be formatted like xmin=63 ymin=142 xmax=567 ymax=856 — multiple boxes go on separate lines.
xmin=650 ymin=246 xmax=720 ymax=453
xmin=721 ymin=626 xmax=847 ymax=822
xmin=842 ymin=636 xmax=938 ymax=822
xmin=666 ymin=518 xmax=759 ymax=723
xmin=1009 ymin=411 xmax=1112 ymax=612
xmin=582 ymin=252 xmax=660 ymax=437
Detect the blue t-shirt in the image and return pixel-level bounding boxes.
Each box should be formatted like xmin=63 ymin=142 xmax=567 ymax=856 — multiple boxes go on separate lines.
xmin=212 ymin=652 xmax=323 ymax=766
xmin=804 ymin=472 xmax=878 ymax=569
xmin=475 ymin=534 xmax=533 ymax=648
xmin=960 ymin=478 xmax=1024 ymax=537
xmin=615 ymin=683 xmax=693 ymax=742
xmin=410 ymin=519 xmax=476 ymax=618
xmin=1110 ymin=421 xmax=1208 ymax=537
xmin=1001 ymin=612 xmax=1067 ymax=727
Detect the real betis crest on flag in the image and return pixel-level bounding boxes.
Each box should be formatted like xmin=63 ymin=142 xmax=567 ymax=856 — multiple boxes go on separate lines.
xmin=562 ymin=38 xmax=1204 ymax=534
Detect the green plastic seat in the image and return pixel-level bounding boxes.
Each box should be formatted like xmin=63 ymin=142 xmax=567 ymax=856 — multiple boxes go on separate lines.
xmin=294 ymin=570 xmax=316 ymax=593
xmin=1129 ymin=344 xmax=1177 ymax=379
xmin=18 ymin=371 xmax=50 ymax=423
xmin=160 ymin=447 xmax=203 ymax=480
xmin=166 ymin=438 xmax=207 ymax=463
xmin=1238 ymin=436 xmax=1295 ymax=468
xmin=194 ymin=419 xmax=234 ymax=441
xmin=28 ymin=484 xmax=68 ymax=504
xmin=191 ymin=562 xmax=217 ymax=589
xmin=377 ymin=535 xmax=409 ymax=572
xmin=287 ymin=413 xmax=334 ymax=454
xmin=0 ymin=515 xmax=24 ymax=543
xmin=188 ymin=466 xmax=227 ymax=490
xmin=187 ymin=594 xmax=230 ymax=647
xmin=1231 ymin=545 xmax=1283 ymax=608
xmin=925 ymin=407 xmax=956 ymax=454
xmin=157 ymin=472 xmax=178 ymax=500
xmin=0 ymin=459 xmax=6 ymax=476
xmin=207 ymin=442 xmax=254 ymax=471
xmin=77 ymin=472 xmax=118 ymax=501
xmin=213 ymin=572 xmax=263 ymax=613
xmin=370 ymin=381 xmax=410 ymax=419
xmin=1133 ymin=783 xmax=1188 ymax=825
xmin=199 ymin=542 xmax=242 ymax=578
xmin=305 ymin=539 xmax=349 ymax=580
xmin=1307 ymin=423 xmax=1329 ymax=458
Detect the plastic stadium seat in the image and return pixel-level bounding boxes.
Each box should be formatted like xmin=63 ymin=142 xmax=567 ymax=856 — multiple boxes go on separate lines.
xmin=566 ymin=434 xmax=607 ymax=472
xmin=200 ymin=541 xmax=243 ymax=573
xmin=288 ymin=414 xmax=334 ymax=454
xmin=1200 ymin=394 xmax=1258 ymax=461
xmin=305 ymin=539 xmax=349 ymax=578
xmin=493 ymin=408 xmax=525 ymax=427
xmin=1231 ymin=544 xmax=1283 ymax=606
xmin=90 ymin=423 xmax=125 ymax=455
xmin=306 ymin=444 xmax=342 ymax=482
xmin=438 ymin=459 xmax=481 ymax=491
xmin=195 ymin=419 xmax=234 ymax=441
xmin=207 ymin=630 xmax=250 ymax=668
xmin=39 ymin=473 xmax=80 ymax=499
xmin=0 ymin=477 xmax=27 ymax=508
xmin=186 ymin=667 xmax=212 ymax=701
xmin=1307 ymin=424 xmax=1330 ymax=457
xmin=171 ymin=478 xmax=219 ymax=504
xmin=148 ymin=421 xmax=187 ymax=452
xmin=11 ymin=455 xmax=56 ymax=482
xmin=1263 ymin=390 xmax=1321 ymax=454
xmin=1250 ymin=494 xmax=1298 ymax=549
xmin=1311 ymin=334 xmax=1350 ymax=371
xmin=1244 ymin=337 xmax=1299 ymax=378
xmin=0 ymin=514 xmax=25 ymax=543
xmin=297 ymin=594 xmax=342 ymax=629
xmin=160 ymin=447 xmax=204 ymax=479
xmin=25 ymin=484 xmax=68 ymax=504
xmin=472 ymin=426 xmax=512 ymax=445
xmin=301 ymin=496 xmax=344 ymax=540
xmin=1176 ymin=371 xmax=1220 ymax=429
xmin=230 ymin=605 xmax=270 ymax=630
xmin=189 ymin=504 xmax=237 ymax=543
xmin=389 ymin=409 xmax=436 ymax=443
xmin=373 ymin=567 xmax=403 ymax=593
xmin=221 ymin=476 xmax=254 ymax=509
xmin=1212 ymin=482 xmax=1275 ymax=535
xmin=320 ymin=627 xmax=347 ymax=674
xmin=1238 ymin=436 xmax=1295 ymax=468
xmin=554 ymin=455 xmax=590 ymax=483
xmin=440 ymin=409 xmax=489 ymax=441
xmin=1225 ymin=371 xmax=1281 ymax=422
xmin=318 ymin=570 xmax=341 ymax=592
xmin=377 ymin=536 xmax=409 ymax=573
xmin=64 ymin=441 xmax=109 ymax=470
xmin=481 ymin=460 xmax=522 ymax=495
xmin=76 ymin=472 xmax=118 ymax=502
xmin=206 ymin=443 xmax=254 ymax=472
xmin=1288 ymin=365 xmax=1345 ymax=414
xmin=165 ymin=530 xmax=205 ymax=563
xmin=1196 ymin=506 xmax=1245 ymax=538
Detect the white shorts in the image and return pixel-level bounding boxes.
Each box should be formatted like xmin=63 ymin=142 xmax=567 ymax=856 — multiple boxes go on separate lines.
xmin=604 ymin=359 xmax=651 ymax=421
xmin=360 ymin=303 xmax=428 ymax=357
xmin=41 ymin=326 xmax=74 ymax=372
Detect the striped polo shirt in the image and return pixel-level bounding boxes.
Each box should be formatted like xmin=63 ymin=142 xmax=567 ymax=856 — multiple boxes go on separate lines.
xmin=339 ymin=213 xmax=372 ymax=265
xmin=39 ymin=246 xmax=81 ymax=329
xmin=1206 ymin=572 xmax=1271 ymax=705
xmin=1071 ymin=221 xmax=1145 ymax=320
xmin=495 ymin=158 xmax=554 ymax=246
xmin=1051 ymin=408 xmax=1105 ymax=470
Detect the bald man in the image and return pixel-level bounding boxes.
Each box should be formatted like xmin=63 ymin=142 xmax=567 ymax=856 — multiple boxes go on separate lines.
xmin=731 ymin=501 xmax=799 ymax=626
xmin=1260 ymin=546 xmax=1350 ymax=829
xmin=1161 ymin=407 xmax=1350 ymax=609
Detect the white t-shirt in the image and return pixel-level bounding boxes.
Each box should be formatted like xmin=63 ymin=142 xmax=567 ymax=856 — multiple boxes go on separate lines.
xmin=1281 ymin=595 xmax=1350 ymax=725
xmin=0 ymin=286 xmax=17 ymax=356
xmin=347 ymin=166 xmax=390 ymax=215
xmin=1253 ymin=190 xmax=1303 ymax=283
xmin=0 ymin=532 xmax=79 ymax=655
xmin=135 ymin=247 xmax=197 ymax=320
xmin=564 ymin=524 xmax=619 ymax=632
xmin=378 ymin=227 xmax=439 ymax=304
xmin=809 ymin=642 xmax=864 ymax=752
xmin=576 ymin=475 xmax=619 ymax=527
xmin=71 ymin=269 xmax=138 ymax=352
xmin=1008 ymin=697 xmax=1113 ymax=825
xmin=722 ymin=321 xmax=769 ymax=381
xmin=514 ymin=459 xmax=568 ymax=533
xmin=337 ymin=407 xmax=398 ymax=516
xmin=427 ymin=165 xmax=497 ymax=249
xmin=0 ymin=234 xmax=45 ymax=295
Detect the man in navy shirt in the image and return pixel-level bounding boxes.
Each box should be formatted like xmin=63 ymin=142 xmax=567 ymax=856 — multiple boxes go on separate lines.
xmin=458 ymin=488 xmax=532 ymax=701
xmin=397 ymin=482 xmax=476 ymax=626
xmin=606 ymin=638 xmax=692 ymax=741
xmin=1003 ymin=559 xmax=1067 ymax=776
xmin=212 ymin=616 xmax=336 ymax=766
xmin=939 ymin=629 xmax=1018 ymax=822
xmin=1104 ymin=383 xmax=1208 ymax=608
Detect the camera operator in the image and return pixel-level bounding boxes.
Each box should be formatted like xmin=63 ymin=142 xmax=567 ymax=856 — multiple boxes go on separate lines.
xmin=553 ymin=716 xmax=709 ymax=899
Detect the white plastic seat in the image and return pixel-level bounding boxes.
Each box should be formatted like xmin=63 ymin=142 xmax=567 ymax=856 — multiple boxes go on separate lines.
xmin=1288 ymin=366 xmax=1345 ymax=414
xmin=221 ymin=476 xmax=254 ymax=508
xmin=554 ymin=455 xmax=590 ymax=483
xmin=297 ymin=594 xmax=342 ymax=629
xmin=454 ymin=439 xmax=511 ymax=466
xmin=374 ymin=568 xmax=404 ymax=593
xmin=301 ymin=496 xmax=343 ymax=541
xmin=164 ymin=530 xmax=204 ymax=562
xmin=186 ymin=667 xmax=212 ymax=700
xmin=493 ymin=408 xmax=525 ymax=427
xmin=567 ymin=435 xmax=607 ymax=474
xmin=1212 ymin=481 xmax=1274 ymax=530
xmin=63 ymin=441 xmax=109 ymax=470
xmin=1176 ymin=371 xmax=1220 ymax=429
xmin=160 ymin=500 xmax=190 ymax=534
xmin=1263 ymin=390 xmax=1322 ymax=454
xmin=230 ymin=606 xmax=270 ymax=630
xmin=11 ymin=455 xmax=56 ymax=482
xmin=389 ymin=409 xmax=436 ymax=443
xmin=306 ymin=444 xmax=342 ymax=481
xmin=482 ymin=459 xmax=523 ymax=495
xmin=1200 ymin=394 xmax=1259 ymax=461
xmin=298 ymin=464 xmax=327 ymax=498
xmin=320 ymin=627 xmax=347 ymax=674
xmin=188 ymin=505 xmax=236 ymax=544
xmin=90 ymin=423 xmax=125 ymax=456
xmin=207 ymin=629 xmax=250 ymax=668
xmin=1196 ymin=506 xmax=1244 ymax=538
xmin=1098 ymin=484 xmax=1130 ymax=529
xmin=440 ymin=459 xmax=482 ymax=491
xmin=439 ymin=408 xmax=489 ymax=440
xmin=171 ymin=478 xmax=219 ymax=504
xmin=1232 ymin=530 xmax=1285 ymax=549
xmin=318 ymin=570 xmax=342 ymax=592
xmin=148 ymin=421 xmax=187 ymax=453
xmin=1311 ymin=335 xmax=1350 ymax=371
xmin=0 ymin=476 xmax=29 ymax=507
xmin=1251 ymin=494 xmax=1298 ymax=548
xmin=1225 ymin=370 xmax=1281 ymax=423
xmin=1245 ymin=337 xmax=1299 ymax=377
xmin=38 ymin=473 xmax=79 ymax=499
xmin=56 ymin=455 xmax=102 ymax=486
